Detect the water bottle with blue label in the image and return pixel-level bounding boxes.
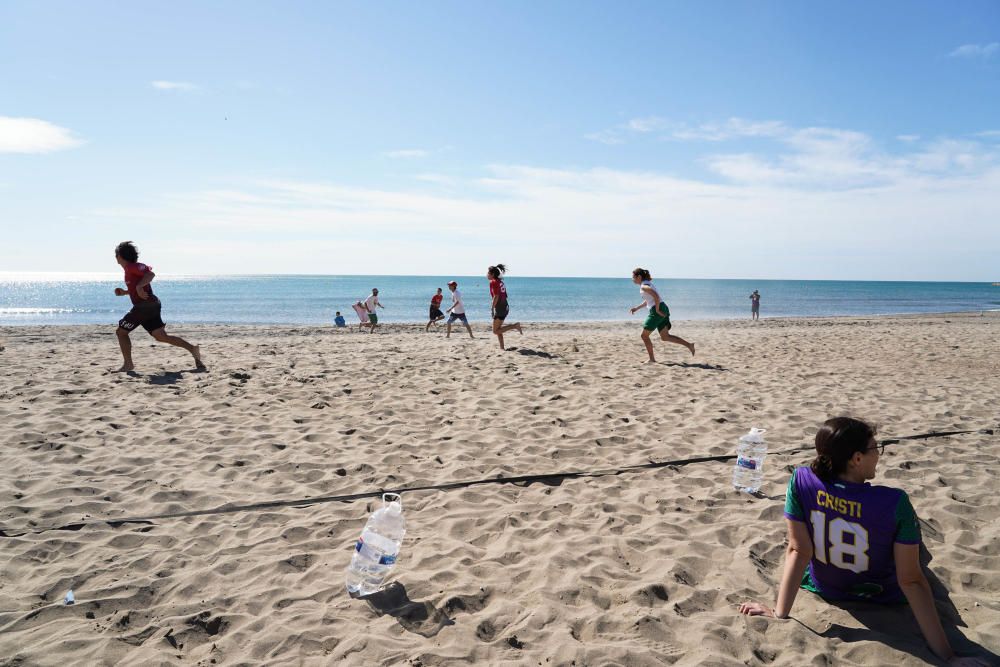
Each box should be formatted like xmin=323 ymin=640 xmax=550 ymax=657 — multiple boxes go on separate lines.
xmin=732 ymin=428 xmax=767 ymax=494
xmin=345 ymin=493 xmax=406 ymax=596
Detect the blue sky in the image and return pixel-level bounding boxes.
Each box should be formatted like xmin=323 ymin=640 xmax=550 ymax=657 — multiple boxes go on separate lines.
xmin=2 ymin=1 xmax=998 ymax=279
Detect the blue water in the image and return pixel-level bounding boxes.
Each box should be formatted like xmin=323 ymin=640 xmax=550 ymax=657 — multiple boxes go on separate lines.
xmin=0 ymin=274 xmax=997 ymax=326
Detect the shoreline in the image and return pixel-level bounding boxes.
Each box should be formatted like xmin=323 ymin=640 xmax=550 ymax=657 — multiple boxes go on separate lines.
xmin=2 ymin=308 xmax=997 ymax=335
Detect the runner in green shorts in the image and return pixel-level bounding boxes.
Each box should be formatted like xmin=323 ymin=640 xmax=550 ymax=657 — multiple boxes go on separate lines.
xmin=643 ymin=303 xmax=671 ymax=332
xmin=629 ymin=267 xmax=695 ymax=363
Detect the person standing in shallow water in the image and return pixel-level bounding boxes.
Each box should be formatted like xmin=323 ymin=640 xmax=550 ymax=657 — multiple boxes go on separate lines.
xmin=629 ymin=267 xmax=694 ymax=363
xmin=113 ymin=241 xmax=205 ymax=372
xmin=487 ymin=264 xmax=522 ymax=350
xmin=750 ymin=289 xmax=761 ymax=321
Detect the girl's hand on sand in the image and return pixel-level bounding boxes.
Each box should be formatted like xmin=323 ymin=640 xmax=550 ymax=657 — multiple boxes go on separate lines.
xmin=738 ymin=601 xmax=774 ymax=617
xmin=114 ymin=288 xmax=127 ymax=296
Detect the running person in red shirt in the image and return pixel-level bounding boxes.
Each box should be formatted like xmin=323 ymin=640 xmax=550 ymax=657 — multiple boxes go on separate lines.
xmin=113 ymin=241 xmax=205 ymax=372
xmin=488 ymin=264 xmax=523 ymax=350
xmin=426 ymin=287 xmax=445 ymax=331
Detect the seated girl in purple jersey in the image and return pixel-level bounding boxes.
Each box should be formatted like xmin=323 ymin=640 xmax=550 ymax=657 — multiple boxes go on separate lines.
xmin=739 ymin=417 xmax=986 ymax=666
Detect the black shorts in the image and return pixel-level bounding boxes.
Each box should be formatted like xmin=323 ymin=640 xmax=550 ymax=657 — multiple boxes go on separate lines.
xmin=119 ymin=300 xmax=165 ymax=333
xmin=429 ymin=306 xmax=444 ymax=320
xmin=493 ymin=301 xmax=509 ymax=321
xmin=447 ymin=312 xmax=468 ymax=324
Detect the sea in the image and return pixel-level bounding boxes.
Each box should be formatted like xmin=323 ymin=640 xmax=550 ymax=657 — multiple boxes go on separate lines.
xmin=0 ymin=274 xmax=997 ymax=326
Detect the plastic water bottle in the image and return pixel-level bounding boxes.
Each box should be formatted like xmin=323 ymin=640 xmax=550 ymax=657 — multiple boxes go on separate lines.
xmin=732 ymin=428 xmax=767 ymax=494
xmin=345 ymin=493 xmax=406 ymax=596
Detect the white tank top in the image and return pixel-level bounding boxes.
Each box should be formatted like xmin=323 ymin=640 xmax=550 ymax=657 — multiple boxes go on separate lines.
xmin=640 ymin=280 xmax=660 ymax=309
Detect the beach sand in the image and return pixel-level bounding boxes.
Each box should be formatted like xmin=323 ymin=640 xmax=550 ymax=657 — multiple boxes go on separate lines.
xmin=1 ymin=313 xmax=998 ymax=666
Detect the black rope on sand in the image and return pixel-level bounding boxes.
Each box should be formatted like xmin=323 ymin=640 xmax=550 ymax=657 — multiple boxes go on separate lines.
xmin=0 ymin=428 xmax=993 ymax=539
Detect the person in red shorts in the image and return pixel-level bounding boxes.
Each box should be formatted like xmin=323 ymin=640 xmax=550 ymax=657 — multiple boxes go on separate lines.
xmin=113 ymin=241 xmax=205 ymax=372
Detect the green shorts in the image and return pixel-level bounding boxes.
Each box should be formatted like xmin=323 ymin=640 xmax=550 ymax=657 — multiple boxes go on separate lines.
xmin=368 ymin=313 xmax=378 ymax=324
xmin=643 ymin=304 xmax=671 ymax=331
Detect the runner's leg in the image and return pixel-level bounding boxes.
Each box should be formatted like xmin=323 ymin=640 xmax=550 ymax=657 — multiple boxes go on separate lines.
xmin=116 ymin=327 xmax=134 ymax=371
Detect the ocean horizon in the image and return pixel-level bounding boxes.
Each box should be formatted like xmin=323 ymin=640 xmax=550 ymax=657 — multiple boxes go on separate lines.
xmin=1 ymin=273 xmax=997 ymax=327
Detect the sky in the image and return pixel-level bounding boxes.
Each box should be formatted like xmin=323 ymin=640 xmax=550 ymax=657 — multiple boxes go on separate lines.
xmin=1 ymin=1 xmax=998 ymax=280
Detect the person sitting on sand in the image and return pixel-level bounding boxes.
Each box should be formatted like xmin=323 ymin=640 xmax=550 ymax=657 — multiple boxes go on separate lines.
xmin=426 ymin=287 xmax=445 ymax=331
xmin=628 ymin=267 xmax=694 ymax=363
xmin=445 ymin=281 xmax=474 ymax=339
xmin=738 ymin=417 xmax=987 ymax=666
xmin=334 ymin=311 xmax=346 ymax=327
xmin=363 ymin=288 xmax=384 ymax=334
xmin=113 ymin=241 xmax=205 ymax=372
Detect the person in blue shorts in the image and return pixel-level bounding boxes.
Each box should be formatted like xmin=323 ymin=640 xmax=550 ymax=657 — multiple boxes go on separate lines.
xmin=739 ymin=417 xmax=987 ymax=666
xmin=628 ymin=267 xmax=694 ymax=363
xmin=445 ymin=281 xmax=474 ymax=339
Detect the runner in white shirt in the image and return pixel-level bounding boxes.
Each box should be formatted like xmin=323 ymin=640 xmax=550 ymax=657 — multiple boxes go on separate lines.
xmin=445 ymin=281 xmax=474 ymax=339
xmin=628 ymin=267 xmax=694 ymax=363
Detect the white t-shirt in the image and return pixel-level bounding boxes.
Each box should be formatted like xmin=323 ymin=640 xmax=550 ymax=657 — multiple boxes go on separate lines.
xmin=451 ymin=289 xmax=465 ymax=314
xmin=640 ymin=280 xmax=660 ymax=309
xmin=364 ymin=294 xmax=379 ymax=312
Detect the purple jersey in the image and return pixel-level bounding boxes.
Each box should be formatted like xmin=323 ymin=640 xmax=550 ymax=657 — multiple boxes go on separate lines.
xmin=785 ymin=466 xmax=920 ymax=603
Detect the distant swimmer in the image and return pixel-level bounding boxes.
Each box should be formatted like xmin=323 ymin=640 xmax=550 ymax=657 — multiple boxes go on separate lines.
xmin=739 ymin=417 xmax=990 ymax=666
xmin=487 ymin=264 xmax=523 ymax=350
xmin=426 ymin=287 xmax=445 ymax=331
xmin=445 ymin=281 xmax=474 ymax=339
xmin=112 ymin=241 xmax=205 ymax=372
xmin=750 ymin=289 xmax=761 ymax=321
xmin=629 ymin=267 xmax=694 ymax=363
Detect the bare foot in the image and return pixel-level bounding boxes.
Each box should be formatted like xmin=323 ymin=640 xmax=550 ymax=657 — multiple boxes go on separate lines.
xmin=192 ymin=346 xmax=207 ymax=370
xmin=516 ymin=324 xmax=523 ymax=335
xmin=688 ymin=342 xmax=696 ymax=356
xmin=115 ymin=364 xmax=134 ymax=372
xmin=646 ymin=358 xmax=657 ymax=364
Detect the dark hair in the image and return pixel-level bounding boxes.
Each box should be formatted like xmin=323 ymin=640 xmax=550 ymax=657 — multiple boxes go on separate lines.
xmin=632 ymin=267 xmax=651 ymax=281
xmin=488 ymin=264 xmax=507 ymax=279
xmin=115 ymin=241 xmax=139 ymax=263
xmin=810 ymin=417 xmax=877 ymax=481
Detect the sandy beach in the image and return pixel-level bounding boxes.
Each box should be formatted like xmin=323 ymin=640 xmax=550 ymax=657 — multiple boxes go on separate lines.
xmin=1 ymin=313 xmax=998 ymax=666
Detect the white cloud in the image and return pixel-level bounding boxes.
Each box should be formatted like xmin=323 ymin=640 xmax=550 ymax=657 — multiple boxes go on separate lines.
xmin=948 ymin=43 xmax=999 ymax=58
xmin=588 ymin=116 xmax=788 ymax=145
xmin=383 ymin=149 xmax=429 ymax=159
xmin=151 ymin=80 xmax=200 ymax=91
xmin=0 ymin=116 xmax=84 ymax=154
xmin=584 ymin=129 xmax=625 ymax=145
xmin=897 ymin=134 xmax=920 ymax=142
xmin=670 ymin=118 xmax=787 ymax=142
xmin=89 ymin=128 xmax=1000 ymax=279
xmin=627 ymin=116 xmax=668 ymax=132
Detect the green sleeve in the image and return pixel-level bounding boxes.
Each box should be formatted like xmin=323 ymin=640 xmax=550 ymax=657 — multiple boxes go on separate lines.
xmin=784 ymin=471 xmax=804 ymax=521
xmin=894 ymin=491 xmax=921 ymax=544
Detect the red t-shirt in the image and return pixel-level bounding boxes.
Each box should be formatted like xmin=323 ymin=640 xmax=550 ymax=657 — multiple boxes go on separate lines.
xmin=431 ymin=294 xmax=443 ymax=307
xmin=123 ymin=262 xmax=155 ymax=305
xmin=489 ymin=278 xmax=507 ymax=302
